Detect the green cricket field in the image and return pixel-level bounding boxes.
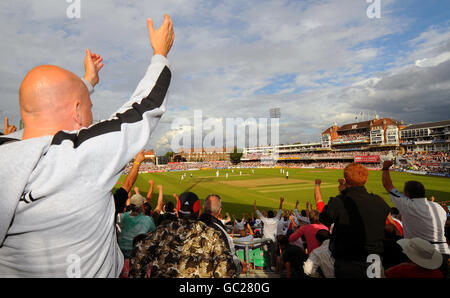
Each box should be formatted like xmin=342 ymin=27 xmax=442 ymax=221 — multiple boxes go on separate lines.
xmin=116 ymin=168 xmax=450 ymax=217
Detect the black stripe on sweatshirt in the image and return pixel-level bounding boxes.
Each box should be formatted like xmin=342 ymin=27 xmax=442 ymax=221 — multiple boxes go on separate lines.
xmin=51 ymin=66 xmax=171 ymax=148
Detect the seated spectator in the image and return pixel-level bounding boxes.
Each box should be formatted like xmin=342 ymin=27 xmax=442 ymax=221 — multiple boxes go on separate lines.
xmin=320 ymin=163 xmax=390 ymax=278
xmin=289 ymin=210 xmax=328 ymax=254
xmin=382 ymin=160 xmax=450 ymax=277
xmin=303 ymin=229 xmax=335 ymax=278
xmin=385 ymin=238 xmax=443 ymax=278
xmin=218 ymin=212 xmax=232 ymax=226
xmin=120 ymin=234 xmax=148 ymax=278
xmin=199 ymin=194 xmax=242 ymax=276
xmin=277 ymin=235 xmax=307 ymax=278
xmin=381 ymin=223 xmax=407 ymax=271
xmin=157 ymin=201 xmax=178 ymax=225
xmin=118 ymin=193 xmax=156 ymax=259
xmin=129 ymin=192 xmax=236 ymax=278
xmin=234 ymin=216 xmax=247 ymax=236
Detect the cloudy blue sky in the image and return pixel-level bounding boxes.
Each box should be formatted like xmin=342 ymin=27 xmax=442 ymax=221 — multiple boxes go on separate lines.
xmin=0 ymin=0 xmax=449 ymax=154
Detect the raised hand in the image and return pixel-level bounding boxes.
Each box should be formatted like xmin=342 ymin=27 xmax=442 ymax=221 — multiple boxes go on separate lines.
xmin=383 ymin=160 xmax=394 ymax=169
xmin=4 ymin=117 xmax=17 ymax=135
xmin=338 ymin=178 xmax=346 ymax=192
xmin=83 ymin=48 xmax=103 ymax=87
xmin=315 ymin=179 xmax=321 ymax=185
xmin=147 ymin=14 xmax=174 ymax=57
xmin=134 ymin=149 xmax=146 ymax=164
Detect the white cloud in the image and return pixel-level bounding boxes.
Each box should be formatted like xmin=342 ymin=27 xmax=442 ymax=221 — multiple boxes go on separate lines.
xmin=415 ymin=51 xmax=450 ymax=68
xmin=1 ymin=0 xmax=449 ymax=154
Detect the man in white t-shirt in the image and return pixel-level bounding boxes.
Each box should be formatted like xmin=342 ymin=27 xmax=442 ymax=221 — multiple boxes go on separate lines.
xmin=254 ymin=197 xmax=284 ymax=270
xmin=382 ymin=160 xmax=450 ymax=277
xmin=254 ymin=197 xmax=284 ymax=241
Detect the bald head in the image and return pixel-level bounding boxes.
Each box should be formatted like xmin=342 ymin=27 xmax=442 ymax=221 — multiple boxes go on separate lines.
xmin=204 ymin=194 xmax=222 ymax=218
xmin=20 ymin=65 xmax=92 ymax=139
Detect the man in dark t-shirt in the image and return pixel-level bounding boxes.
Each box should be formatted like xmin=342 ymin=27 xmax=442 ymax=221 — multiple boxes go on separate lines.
xmin=319 ymin=163 xmax=390 ymax=278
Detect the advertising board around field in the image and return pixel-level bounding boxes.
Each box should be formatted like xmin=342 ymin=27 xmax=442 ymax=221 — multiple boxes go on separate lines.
xmin=354 ymin=155 xmax=380 ymax=163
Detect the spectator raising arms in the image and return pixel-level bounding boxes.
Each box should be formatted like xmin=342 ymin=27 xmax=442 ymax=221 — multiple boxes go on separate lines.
xmin=289 ymin=210 xmax=329 ymax=254
xmin=114 ymin=149 xmax=147 ymax=219
xmin=254 ymin=197 xmax=284 ymax=242
xmin=382 ymin=160 xmax=450 ymax=277
xmin=0 ymin=14 xmax=174 ymax=277
xmin=319 ymin=163 xmax=390 ymax=278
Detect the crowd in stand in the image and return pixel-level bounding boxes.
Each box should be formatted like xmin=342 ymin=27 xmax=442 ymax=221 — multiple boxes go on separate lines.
xmin=396 ymin=152 xmax=450 ymax=175
xmin=113 ymin=155 xmax=450 ymax=279
xmin=333 ymin=131 xmax=370 ymax=142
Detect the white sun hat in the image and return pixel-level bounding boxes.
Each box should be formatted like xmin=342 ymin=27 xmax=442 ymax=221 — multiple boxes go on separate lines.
xmin=397 ymin=237 xmax=443 ymax=270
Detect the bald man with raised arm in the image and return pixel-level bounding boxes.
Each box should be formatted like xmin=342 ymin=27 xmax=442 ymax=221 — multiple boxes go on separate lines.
xmin=0 ymin=15 xmax=174 ymax=277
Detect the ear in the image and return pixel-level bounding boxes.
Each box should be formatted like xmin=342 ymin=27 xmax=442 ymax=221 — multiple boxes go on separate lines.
xmin=73 ymin=100 xmax=82 ymax=129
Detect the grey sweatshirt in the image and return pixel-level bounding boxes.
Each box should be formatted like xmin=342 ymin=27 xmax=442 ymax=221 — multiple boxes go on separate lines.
xmin=0 ymin=55 xmax=171 ymax=277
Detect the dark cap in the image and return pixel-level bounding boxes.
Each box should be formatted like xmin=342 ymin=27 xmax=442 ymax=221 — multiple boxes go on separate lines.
xmin=177 ymin=192 xmax=200 ymax=216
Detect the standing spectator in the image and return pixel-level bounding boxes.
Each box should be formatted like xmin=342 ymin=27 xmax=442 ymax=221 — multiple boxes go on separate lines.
xmin=385 ymin=238 xmax=443 ymax=278
xmin=118 ymin=193 xmax=156 ymax=259
xmin=320 ymin=163 xmax=390 ymax=278
xmin=254 ymin=197 xmax=284 ymax=242
xmin=114 ymin=150 xmax=147 ymax=220
xmin=254 ymin=197 xmax=284 ymax=270
xmin=277 ymin=235 xmax=307 ymax=278
xmin=382 ymin=160 xmax=450 ymax=277
xmin=289 ymin=210 xmax=328 ymax=254
xmin=0 ymin=15 xmax=174 ymax=277
xmin=129 ymin=192 xmax=236 ymax=278
xmin=303 ymin=229 xmax=335 ymax=278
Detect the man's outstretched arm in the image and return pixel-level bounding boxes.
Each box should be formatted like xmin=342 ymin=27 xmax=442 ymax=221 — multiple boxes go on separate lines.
xmin=122 ymin=150 xmax=146 ymax=193
xmin=314 ymin=179 xmax=325 ymax=212
xmin=62 ymin=15 xmax=174 ymax=192
xmin=146 ymin=180 xmax=155 ymax=203
xmin=382 ymin=160 xmax=395 ymax=193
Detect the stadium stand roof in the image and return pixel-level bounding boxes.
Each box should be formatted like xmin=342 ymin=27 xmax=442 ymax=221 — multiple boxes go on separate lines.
xmin=338 ymin=120 xmax=372 ymax=131
xmin=402 ymin=119 xmax=450 ymax=130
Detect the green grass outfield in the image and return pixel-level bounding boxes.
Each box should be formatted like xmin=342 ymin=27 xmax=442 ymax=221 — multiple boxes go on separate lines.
xmin=115 ymin=168 xmax=450 ymax=216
